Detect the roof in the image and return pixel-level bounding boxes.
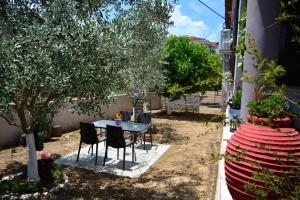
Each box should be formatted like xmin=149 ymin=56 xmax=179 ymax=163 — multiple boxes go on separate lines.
xmin=188 ymin=36 xmax=219 ymax=48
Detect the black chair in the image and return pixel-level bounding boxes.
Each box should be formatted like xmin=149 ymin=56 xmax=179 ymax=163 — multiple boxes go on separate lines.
xmin=103 ymin=125 xmax=135 ymax=170
xmin=77 ymin=122 xmax=106 ymax=165
xmin=137 ymin=112 xmax=152 ymax=149
xmin=120 ymin=111 xmax=131 ymax=122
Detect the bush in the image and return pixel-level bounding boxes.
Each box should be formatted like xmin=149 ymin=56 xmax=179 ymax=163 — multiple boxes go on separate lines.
xmin=247 ymin=94 xmax=289 ymax=119
xmin=50 ymin=167 xmax=64 ymax=184
xmin=11 ymin=181 xmax=40 ymax=194
xmin=228 ymin=90 xmax=242 ymax=109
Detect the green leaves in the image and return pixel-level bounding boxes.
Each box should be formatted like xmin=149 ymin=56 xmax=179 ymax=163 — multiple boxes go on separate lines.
xmin=161 ymin=36 xmax=222 ymax=100
xmin=0 ymin=0 xmax=174 ymax=133
xmin=118 ymin=0 xmax=175 ymax=102
xmin=247 ymin=93 xmax=289 ymax=119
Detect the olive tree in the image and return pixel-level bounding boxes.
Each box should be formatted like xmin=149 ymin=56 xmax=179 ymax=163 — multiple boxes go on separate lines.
xmin=118 ymin=1 xmax=175 ymax=108
xmin=0 ymin=0 xmax=170 ymax=181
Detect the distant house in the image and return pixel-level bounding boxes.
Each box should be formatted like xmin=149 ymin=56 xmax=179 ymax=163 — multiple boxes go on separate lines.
xmin=188 ymin=36 xmax=219 ymax=53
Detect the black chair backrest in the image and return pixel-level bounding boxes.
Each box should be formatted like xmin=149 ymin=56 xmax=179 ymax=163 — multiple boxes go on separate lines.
xmin=120 ymin=111 xmax=131 ymax=122
xmin=135 ymin=100 xmax=144 ymax=114
xmin=80 ymin=122 xmax=98 ymax=144
xmin=137 ymin=112 xmax=151 ymax=124
xmin=106 ymin=125 xmax=125 ymax=148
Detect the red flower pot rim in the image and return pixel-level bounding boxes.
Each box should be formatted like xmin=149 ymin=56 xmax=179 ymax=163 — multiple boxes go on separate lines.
xmin=247 ymin=115 xmax=292 ymax=127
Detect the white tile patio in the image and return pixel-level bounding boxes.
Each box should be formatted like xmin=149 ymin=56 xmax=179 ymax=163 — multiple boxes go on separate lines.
xmin=55 ymin=142 xmax=170 ymax=178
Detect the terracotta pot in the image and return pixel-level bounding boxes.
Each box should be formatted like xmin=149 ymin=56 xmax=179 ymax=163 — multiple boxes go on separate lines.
xmin=52 ymin=125 xmax=62 ymax=137
xmin=247 ymin=115 xmax=292 ymax=127
xmin=225 ymin=123 xmax=300 ymax=199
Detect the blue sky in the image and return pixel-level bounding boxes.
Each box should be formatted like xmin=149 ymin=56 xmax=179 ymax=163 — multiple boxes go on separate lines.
xmin=169 ymin=0 xmax=225 ymax=42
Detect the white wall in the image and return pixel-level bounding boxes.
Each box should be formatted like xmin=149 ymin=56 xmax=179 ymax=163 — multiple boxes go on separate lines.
xmin=0 ymin=93 xmax=161 ymax=148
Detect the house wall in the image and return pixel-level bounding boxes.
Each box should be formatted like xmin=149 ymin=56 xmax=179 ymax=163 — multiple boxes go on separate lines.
xmin=240 ymin=0 xmax=281 ymax=121
xmin=0 ymin=93 xmax=162 ymax=148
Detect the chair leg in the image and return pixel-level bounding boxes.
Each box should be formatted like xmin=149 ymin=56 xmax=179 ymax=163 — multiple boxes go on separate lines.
xmin=132 ymin=144 xmax=134 ymax=163
xmin=88 ymin=144 xmax=94 ymax=155
xmin=103 ymin=144 xmax=108 ymax=166
xmin=123 ymin=147 xmax=126 ymax=170
xmin=76 ymin=140 xmax=82 ymax=162
xmin=143 ymin=132 xmax=146 ymax=150
xmin=150 ymin=129 xmax=153 ymax=146
xmin=117 ymin=148 xmax=119 ymax=160
xmin=95 ymin=143 xmax=98 ymax=165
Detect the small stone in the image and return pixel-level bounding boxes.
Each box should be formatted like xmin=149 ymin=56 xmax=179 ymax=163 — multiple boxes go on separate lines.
xmin=58 ymin=183 xmax=64 ymax=188
xmin=10 ymin=196 xmax=18 ymax=200
xmin=2 ymin=175 xmax=13 ymax=181
xmin=16 ymin=172 xmax=23 ymax=177
xmin=42 ymin=192 xmax=48 ymax=196
xmin=33 ymin=192 xmax=40 ymax=199
xmin=1 ymin=194 xmax=10 ymax=199
xmin=20 ymin=194 xmax=32 ymax=200
xmin=49 ymin=187 xmax=58 ymax=193
xmin=63 ymin=175 xmax=68 ymax=181
xmin=64 ymin=179 xmax=69 ymax=184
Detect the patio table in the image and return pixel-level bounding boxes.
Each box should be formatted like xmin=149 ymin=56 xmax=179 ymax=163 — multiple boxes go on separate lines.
xmin=93 ymin=120 xmax=150 ymax=149
xmin=93 ymin=120 xmax=149 ymax=134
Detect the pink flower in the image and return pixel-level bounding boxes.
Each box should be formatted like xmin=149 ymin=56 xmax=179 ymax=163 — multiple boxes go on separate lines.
xmin=39 ymin=151 xmax=52 ymax=160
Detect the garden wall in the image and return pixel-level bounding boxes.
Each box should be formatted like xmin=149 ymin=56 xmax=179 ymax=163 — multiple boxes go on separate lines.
xmin=0 ymin=93 xmax=161 ymax=148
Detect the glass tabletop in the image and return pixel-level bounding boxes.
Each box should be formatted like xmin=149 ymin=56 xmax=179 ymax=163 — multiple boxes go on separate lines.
xmin=93 ymin=120 xmax=149 ymax=133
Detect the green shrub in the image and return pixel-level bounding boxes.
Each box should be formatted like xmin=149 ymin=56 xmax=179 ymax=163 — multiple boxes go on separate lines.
xmin=247 ymin=94 xmax=289 ymax=119
xmin=0 ymin=180 xmax=12 ymax=194
xmin=229 ymin=90 xmax=242 ymax=109
xmin=50 ymin=167 xmax=64 ymax=184
xmin=11 ymin=181 xmax=40 ymax=194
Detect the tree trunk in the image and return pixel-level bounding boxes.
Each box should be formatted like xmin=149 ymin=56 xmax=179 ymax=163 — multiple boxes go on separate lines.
xmin=165 ymin=98 xmax=172 ymax=115
xmin=132 ymin=107 xmax=136 ymax=121
xmin=25 ymin=133 xmax=40 ymax=182
xmin=183 ymin=95 xmax=188 ymax=112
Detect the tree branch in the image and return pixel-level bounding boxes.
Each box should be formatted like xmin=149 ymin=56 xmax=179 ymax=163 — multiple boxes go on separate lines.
xmin=0 ymin=113 xmax=20 ymax=128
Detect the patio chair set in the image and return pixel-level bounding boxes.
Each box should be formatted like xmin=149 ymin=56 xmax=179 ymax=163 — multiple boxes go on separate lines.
xmin=76 ymin=108 xmax=153 ymax=171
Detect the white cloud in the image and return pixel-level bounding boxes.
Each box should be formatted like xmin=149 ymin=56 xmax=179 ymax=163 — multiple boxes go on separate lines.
xmin=168 ymin=5 xmax=208 ymax=37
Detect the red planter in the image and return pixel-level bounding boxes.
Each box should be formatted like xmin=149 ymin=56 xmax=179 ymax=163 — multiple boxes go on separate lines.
xmin=225 ymin=123 xmax=300 ymax=199
xmin=247 ymin=115 xmax=292 ymax=127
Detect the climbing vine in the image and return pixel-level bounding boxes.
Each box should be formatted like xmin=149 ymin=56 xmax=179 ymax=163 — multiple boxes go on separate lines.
xmin=235 ymin=3 xmax=247 ymax=70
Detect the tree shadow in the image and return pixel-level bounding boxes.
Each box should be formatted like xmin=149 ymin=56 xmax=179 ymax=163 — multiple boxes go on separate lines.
xmin=50 ymin=167 xmax=202 ymax=200
xmin=153 ymin=111 xmax=223 ymax=123
xmin=153 ymin=122 xmax=189 ymax=145
xmin=0 ymin=161 xmax=27 ymax=177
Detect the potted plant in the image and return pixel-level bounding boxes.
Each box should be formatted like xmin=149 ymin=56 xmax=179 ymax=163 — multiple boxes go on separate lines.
xmin=225 ymin=93 xmax=300 ymax=199
xmin=37 ymin=151 xmax=54 ymax=178
xmin=115 ymin=112 xmax=122 ymax=126
xmin=225 ymin=37 xmax=300 ymax=199
xmin=247 ymin=92 xmax=291 ymax=127
xmin=227 ymin=89 xmax=242 ymax=121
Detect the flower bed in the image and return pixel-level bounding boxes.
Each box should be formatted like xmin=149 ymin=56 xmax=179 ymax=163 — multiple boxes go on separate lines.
xmin=0 ymin=170 xmax=68 ymax=200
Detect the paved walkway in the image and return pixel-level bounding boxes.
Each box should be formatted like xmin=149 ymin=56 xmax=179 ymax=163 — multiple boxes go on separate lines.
xmin=55 ymin=142 xmax=170 ymax=178
xmin=215 ymin=107 xmax=233 ymax=200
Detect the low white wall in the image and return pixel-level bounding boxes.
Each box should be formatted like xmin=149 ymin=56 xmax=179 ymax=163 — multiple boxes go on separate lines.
xmin=0 ymin=93 xmax=161 ymax=148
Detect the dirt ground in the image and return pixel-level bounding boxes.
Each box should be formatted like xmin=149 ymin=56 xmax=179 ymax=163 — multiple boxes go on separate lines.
xmin=0 ymin=107 xmax=223 ymax=200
